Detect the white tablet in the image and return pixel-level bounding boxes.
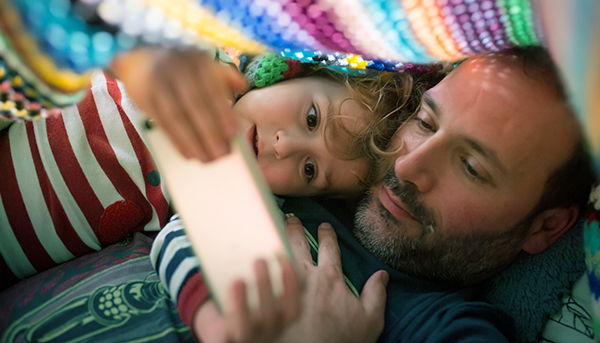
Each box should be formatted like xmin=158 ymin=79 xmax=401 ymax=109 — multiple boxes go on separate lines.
xmin=144 ymin=124 xmax=295 ymax=311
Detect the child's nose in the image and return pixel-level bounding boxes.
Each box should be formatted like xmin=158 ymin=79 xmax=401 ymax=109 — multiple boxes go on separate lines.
xmin=274 ymin=130 xmax=303 ymax=159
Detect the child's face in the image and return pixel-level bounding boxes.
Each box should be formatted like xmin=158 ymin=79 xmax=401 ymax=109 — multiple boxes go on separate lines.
xmin=233 ymin=76 xmax=370 ymax=197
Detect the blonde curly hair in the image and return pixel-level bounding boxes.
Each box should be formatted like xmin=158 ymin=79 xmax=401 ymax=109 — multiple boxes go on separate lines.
xmin=309 ymin=66 xmax=446 ymax=188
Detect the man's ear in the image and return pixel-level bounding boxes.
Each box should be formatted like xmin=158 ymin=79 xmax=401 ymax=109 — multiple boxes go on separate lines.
xmin=522 ymin=205 xmax=579 ymax=254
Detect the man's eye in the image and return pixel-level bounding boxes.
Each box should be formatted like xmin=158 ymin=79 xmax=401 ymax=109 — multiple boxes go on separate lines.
xmin=307 ymin=106 xmax=318 ymax=131
xmin=461 ymin=157 xmax=485 ymax=182
xmin=415 ymin=117 xmax=434 ymax=131
xmin=304 ymin=158 xmax=316 ymax=181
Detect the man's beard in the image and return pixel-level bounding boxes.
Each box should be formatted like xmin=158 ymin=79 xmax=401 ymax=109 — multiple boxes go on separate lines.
xmin=354 ymin=171 xmax=533 ymax=286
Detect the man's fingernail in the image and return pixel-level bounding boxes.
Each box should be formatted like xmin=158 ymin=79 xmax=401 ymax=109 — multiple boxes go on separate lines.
xmin=381 ymin=271 xmax=389 ymax=287
xmin=320 ymin=222 xmax=332 ymax=229
xmin=287 ymin=216 xmax=300 ymax=223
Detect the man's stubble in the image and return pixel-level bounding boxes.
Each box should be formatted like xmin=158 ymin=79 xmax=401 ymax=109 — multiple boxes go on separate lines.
xmin=353 ymin=171 xmax=533 ymax=286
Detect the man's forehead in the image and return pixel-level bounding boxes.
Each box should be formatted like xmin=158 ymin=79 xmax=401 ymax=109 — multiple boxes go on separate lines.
xmin=439 ymin=55 xmax=524 ymax=93
xmin=427 ymin=55 xmax=578 ymax=178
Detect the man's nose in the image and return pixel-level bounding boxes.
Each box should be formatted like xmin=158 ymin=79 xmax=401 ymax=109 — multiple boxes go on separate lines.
xmin=393 ymin=138 xmax=437 ymax=193
xmin=274 ymin=130 xmax=303 ymax=159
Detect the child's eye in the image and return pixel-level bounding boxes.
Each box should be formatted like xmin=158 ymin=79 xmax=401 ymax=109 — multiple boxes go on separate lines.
xmin=307 ymin=106 xmax=318 ymax=131
xmin=304 ymin=158 xmax=316 ymax=181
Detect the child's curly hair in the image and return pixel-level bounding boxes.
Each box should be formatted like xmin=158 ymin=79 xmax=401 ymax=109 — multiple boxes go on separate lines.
xmin=308 ymin=66 xmax=447 ymax=188
xmin=240 ymin=53 xmax=449 ymax=191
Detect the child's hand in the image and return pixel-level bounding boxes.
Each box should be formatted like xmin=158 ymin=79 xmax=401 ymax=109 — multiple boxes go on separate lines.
xmin=111 ymin=47 xmax=248 ymax=163
xmin=193 ymin=256 xmax=300 ymax=343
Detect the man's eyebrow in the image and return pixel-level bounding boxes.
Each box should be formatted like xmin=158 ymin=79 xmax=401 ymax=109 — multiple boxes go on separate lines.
xmin=423 ymin=91 xmax=507 ymax=174
xmin=463 ymin=137 xmax=508 ymax=174
xmin=422 ymin=92 xmax=440 ymax=117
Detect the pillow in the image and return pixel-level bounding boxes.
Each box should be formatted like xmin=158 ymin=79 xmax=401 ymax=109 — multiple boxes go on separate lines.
xmin=539 ymin=273 xmax=595 ymax=343
xmin=485 ymin=219 xmax=588 ymax=343
xmin=585 ymin=183 xmax=600 ymax=342
xmin=0 ymin=232 xmax=194 ymax=343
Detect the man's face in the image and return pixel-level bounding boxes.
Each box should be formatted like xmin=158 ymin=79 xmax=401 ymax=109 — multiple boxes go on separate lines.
xmin=355 ymin=55 xmax=578 ymax=285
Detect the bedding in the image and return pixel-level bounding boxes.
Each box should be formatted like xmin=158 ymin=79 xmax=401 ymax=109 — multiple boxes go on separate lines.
xmin=0 ymin=232 xmax=195 ymax=343
xmin=0 ymin=221 xmax=594 ymax=343
xmin=486 ymin=220 xmax=588 ymax=343
xmin=540 ymin=274 xmax=595 ymax=343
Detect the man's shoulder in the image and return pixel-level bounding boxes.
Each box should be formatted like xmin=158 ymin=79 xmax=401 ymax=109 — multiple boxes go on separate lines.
xmin=383 ymin=282 xmax=517 ymax=342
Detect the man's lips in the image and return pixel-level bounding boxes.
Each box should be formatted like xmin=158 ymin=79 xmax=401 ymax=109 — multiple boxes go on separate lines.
xmin=378 ymin=186 xmax=416 ymax=222
xmin=246 ymin=125 xmax=258 ymax=156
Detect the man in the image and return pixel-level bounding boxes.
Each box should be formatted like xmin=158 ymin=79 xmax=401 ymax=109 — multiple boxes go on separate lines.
xmin=276 ymin=45 xmax=596 ymax=342
xmin=151 ymin=45 xmax=595 ymax=342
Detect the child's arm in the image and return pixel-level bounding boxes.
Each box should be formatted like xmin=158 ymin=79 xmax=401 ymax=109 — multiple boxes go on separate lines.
xmin=150 ymin=214 xmax=209 ymax=327
xmin=150 ymin=215 xmax=300 ymax=342
xmin=110 ymin=47 xmax=247 ymax=163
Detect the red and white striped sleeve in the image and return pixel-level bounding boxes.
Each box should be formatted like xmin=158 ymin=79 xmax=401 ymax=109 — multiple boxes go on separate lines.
xmin=0 ymin=70 xmax=170 ymax=290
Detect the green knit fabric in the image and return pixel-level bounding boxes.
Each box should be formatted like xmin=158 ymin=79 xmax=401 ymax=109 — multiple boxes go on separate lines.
xmin=245 ymin=55 xmax=290 ymax=88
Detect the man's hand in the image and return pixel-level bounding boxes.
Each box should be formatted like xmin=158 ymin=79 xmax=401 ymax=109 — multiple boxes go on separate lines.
xmin=193 ymin=256 xmax=300 ymax=343
xmin=280 ymin=216 xmax=388 ymax=343
xmin=111 ymin=47 xmax=247 ymax=162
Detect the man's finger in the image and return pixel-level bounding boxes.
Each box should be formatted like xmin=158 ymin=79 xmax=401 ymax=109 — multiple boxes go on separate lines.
xmin=360 ymin=270 xmax=388 ymax=336
xmin=279 ymin=255 xmax=301 ymax=324
xmin=285 ymin=216 xmax=313 ymax=274
xmin=254 ymin=258 xmax=278 ymax=326
xmin=316 ymin=223 xmax=342 ymax=268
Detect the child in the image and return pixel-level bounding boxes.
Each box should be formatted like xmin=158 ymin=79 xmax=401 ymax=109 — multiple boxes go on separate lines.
xmin=112 ymin=48 xmax=423 ymax=198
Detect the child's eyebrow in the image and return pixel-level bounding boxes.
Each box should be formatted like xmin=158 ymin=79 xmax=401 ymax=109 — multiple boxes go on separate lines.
xmin=319 ymin=94 xmax=341 ymax=192
xmin=331 ymin=94 xmax=349 ymax=119
xmin=327 ymin=99 xmax=335 ymax=119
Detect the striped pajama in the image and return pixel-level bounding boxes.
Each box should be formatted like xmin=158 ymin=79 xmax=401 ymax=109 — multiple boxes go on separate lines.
xmin=0 ymin=70 xmax=170 ymax=289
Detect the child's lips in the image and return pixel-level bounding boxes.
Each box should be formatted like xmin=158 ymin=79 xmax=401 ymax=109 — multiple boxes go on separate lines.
xmin=246 ymin=125 xmax=259 ymax=157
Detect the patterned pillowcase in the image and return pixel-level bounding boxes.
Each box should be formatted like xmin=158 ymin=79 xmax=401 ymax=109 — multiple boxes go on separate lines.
xmin=584 ymin=183 xmax=600 ymax=342
xmin=540 ymin=273 xmax=595 ymax=343
xmin=0 ymin=232 xmax=194 ymax=343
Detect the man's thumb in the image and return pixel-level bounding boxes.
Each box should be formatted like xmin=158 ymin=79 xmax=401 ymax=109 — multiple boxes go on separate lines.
xmin=361 ymin=270 xmax=388 ymax=318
